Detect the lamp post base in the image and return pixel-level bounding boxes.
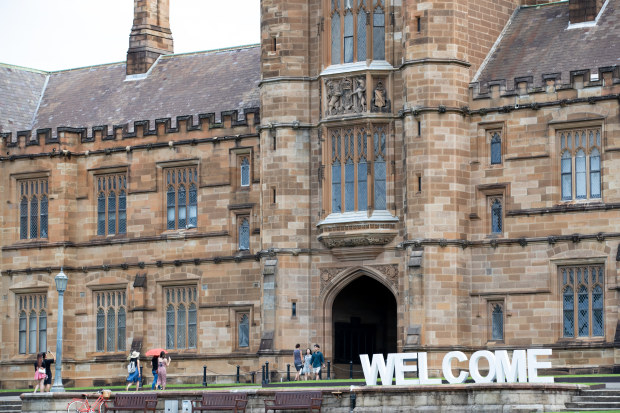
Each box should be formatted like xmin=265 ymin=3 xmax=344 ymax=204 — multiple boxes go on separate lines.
xmin=50 ymin=383 xmax=65 ymax=393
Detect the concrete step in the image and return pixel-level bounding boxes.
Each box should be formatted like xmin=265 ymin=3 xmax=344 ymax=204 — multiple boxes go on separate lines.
xmin=572 ymin=396 xmax=620 ymax=402
xmin=0 ymin=401 xmax=21 ymax=413
xmin=565 ymin=401 xmax=620 ymax=409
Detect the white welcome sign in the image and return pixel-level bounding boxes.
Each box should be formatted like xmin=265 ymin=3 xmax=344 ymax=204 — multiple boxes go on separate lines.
xmin=360 ymin=349 xmax=554 ymax=386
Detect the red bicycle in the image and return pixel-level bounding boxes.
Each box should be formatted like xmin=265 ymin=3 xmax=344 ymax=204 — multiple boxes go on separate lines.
xmin=66 ymin=390 xmax=109 ymax=413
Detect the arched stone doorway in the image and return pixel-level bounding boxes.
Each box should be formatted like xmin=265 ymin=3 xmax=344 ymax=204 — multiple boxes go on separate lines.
xmin=331 ymin=275 xmax=397 ymax=366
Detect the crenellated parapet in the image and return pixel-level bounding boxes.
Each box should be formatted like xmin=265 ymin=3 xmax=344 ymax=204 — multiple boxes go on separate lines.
xmin=469 ymin=66 xmax=620 ymax=108
xmin=0 ymin=108 xmax=260 ymax=150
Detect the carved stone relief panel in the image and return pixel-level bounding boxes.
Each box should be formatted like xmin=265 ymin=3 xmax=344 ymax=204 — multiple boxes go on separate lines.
xmin=319 ymin=264 xmax=399 ymax=297
xmin=371 ymin=79 xmax=391 ymax=113
xmin=325 ymin=76 xmax=367 ymax=116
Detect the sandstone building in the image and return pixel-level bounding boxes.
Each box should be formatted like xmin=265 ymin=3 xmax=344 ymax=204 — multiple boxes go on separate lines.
xmin=0 ymin=0 xmax=619 ymax=388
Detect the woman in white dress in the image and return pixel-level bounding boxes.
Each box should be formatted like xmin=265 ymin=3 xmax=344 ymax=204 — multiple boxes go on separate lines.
xmin=302 ymin=348 xmax=312 ymax=381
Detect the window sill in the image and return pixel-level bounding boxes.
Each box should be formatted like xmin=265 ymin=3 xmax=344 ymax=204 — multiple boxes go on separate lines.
xmin=317 ymin=210 xmax=398 ymax=258
xmin=320 ymin=60 xmax=394 ymax=76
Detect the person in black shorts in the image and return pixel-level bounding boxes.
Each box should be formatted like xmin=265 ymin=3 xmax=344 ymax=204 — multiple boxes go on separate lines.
xmin=43 ymin=351 xmax=55 ymax=392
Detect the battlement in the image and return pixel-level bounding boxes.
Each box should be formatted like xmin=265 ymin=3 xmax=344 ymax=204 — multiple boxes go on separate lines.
xmin=470 ymin=66 xmax=620 ymax=101
xmin=0 ymin=108 xmax=260 ymax=150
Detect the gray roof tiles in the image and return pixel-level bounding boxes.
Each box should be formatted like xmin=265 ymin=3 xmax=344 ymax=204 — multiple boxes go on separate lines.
xmin=476 ymin=0 xmax=620 ymax=89
xmin=0 ymin=45 xmax=260 ymax=136
xmin=0 ymin=65 xmax=47 ymax=133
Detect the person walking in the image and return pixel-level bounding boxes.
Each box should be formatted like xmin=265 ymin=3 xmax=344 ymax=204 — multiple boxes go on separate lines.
xmin=33 ymin=353 xmax=46 ymax=393
xmin=42 ymin=351 xmax=55 ymax=392
xmin=125 ymin=351 xmax=141 ymax=391
xmin=156 ymin=351 xmax=171 ymax=390
xmin=151 ymin=355 xmax=159 ymax=390
xmin=301 ymin=348 xmax=312 ymax=381
xmin=311 ymin=344 xmax=325 ymax=380
xmin=293 ymin=344 xmax=303 ymax=381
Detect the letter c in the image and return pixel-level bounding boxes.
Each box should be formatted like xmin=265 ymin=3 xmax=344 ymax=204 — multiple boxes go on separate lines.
xmin=442 ymin=351 xmax=468 ymax=384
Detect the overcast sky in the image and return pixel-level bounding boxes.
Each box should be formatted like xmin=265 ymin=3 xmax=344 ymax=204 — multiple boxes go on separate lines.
xmin=0 ymin=0 xmax=260 ymax=72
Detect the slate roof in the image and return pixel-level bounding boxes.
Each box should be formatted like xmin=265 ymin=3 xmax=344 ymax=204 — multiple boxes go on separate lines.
xmin=476 ymin=0 xmax=620 ymax=88
xmin=0 ymin=45 xmax=261 ymax=136
xmin=0 ymin=65 xmax=47 ymax=133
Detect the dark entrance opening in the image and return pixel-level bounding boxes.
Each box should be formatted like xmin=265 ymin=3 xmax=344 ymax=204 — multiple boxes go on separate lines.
xmin=332 ymin=276 xmax=397 ymax=367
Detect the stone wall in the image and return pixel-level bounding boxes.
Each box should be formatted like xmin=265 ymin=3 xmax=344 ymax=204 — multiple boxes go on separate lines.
xmin=20 ymin=384 xmax=583 ymax=413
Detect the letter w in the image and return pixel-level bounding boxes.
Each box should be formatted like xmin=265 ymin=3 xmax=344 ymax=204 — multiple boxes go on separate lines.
xmin=360 ymin=354 xmax=397 ymax=386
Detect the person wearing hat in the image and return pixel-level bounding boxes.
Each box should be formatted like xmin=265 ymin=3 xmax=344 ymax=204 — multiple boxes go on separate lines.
xmin=126 ymin=351 xmax=141 ymax=391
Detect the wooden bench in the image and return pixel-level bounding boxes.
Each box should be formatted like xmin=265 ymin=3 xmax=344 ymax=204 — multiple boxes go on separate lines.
xmin=104 ymin=393 xmax=158 ymax=413
xmin=192 ymin=392 xmax=248 ymax=412
xmin=264 ymin=391 xmax=323 ymax=413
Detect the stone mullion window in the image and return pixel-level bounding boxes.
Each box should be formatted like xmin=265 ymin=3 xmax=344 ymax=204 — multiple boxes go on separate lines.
xmin=95 ymin=290 xmax=127 ymax=353
xmin=238 ymin=313 xmax=250 ymax=348
xmin=17 ymin=293 xmax=47 ymax=354
xmin=164 ymin=286 xmax=198 ymax=350
xmin=166 ymin=167 xmax=198 ymax=230
xmin=330 ymin=0 xmax=384 ymax=65
xmin=19 ymin=178 xmax=49 ymax=240
xmin=238 ymin=216 xmax=250 ymax=251
xmin=490 ymin=131 xmax=502 ymax=165
xmin=373 ymin=125 xmax=387 ymax=210
xmin=559 ymin=127 xmax=602 ymax=201
xmin=490 ymin=197 xmax=503 ymax=234
xmin=488 ymin=301 xmax=504 ymax=342
xmin=96 ymin=174 xmax=127 ymax=236
xmin=560 ymin=264 xmax=604 ymax=338
xmin=329 ymin=125 xmax=387 ymax=213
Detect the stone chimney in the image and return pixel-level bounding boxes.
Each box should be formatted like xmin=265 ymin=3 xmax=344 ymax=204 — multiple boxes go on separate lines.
xmin=569 ymin=0 xmax=604 ymax=24
xmin=126 ymin=0 xmax=174 ymax=76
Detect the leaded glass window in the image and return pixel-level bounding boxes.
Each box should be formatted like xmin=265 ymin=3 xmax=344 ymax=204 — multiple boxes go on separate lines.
xmin=95 ymin=290 xmax=126 ymax=352
xmin=164 ymin=286 xmax=198 ymax=350
xmin=241 ymin=156 xmax=250 ymax=187
xmin=372 ymin=7 xmax=385 ymax=60
xmin=28 ymin=311 xmax=36 ymax=354
xmin=374 ymin=126 xmax=387 ymax=210
xmin=491 ymin=198 xmax=502 ymax=234
xmin=177 ymin=304 xmax=186 ymax=349
xmin=17 ymin=293 xmax=47 ymax=354
xmin=238 ymin=313 xmax=249 ymax=348
xmin=330 ymin=0 xmax=384 ymax=64
xmin=559 ymin=127 xmax=602 ymax=201
xmin=19 ymin=311 xmax=27 ymax=354
xmin=239 ymin=217 xmax=250 ymax=251
xmin=18 ymin=178 xmax=48 ymax=240
xmin=188 ymin=304 xmax=197 ymax=349
xmin=490 ymin=132 xmax=502 ymax=165
xmin=38 ymin=310 xmax=47 ymax=352
xmin=96 ymin=308 xmax=105 ymax=352
xmin=166 ymin=167 xmax=198 ymax=230
xmin=491 ymin=303 xmax=504 ymax=341
xmin=96 ymin=174 xmax=127 ymax=236
xmin=329 ymin=125 xmax=386 ymax=213
xmin=561 ymin=265 xmax=604 ymax=338
xmin=118 ymin=308 xmax=126 ymax=351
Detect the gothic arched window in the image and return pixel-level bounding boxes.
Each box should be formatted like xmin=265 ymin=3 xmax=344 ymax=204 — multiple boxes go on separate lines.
xmin=95 ymin=290 xmax=126 ymax=353
xmin=238 ymin=314 xmax=249 ymax=348
xmin=96 ymin=174 xmax=127 ymax=236
xmin=329 ymin=125 xmax=387 ymax=213
xmin=561 ymin=265 xmax=604 ymax=338
xmin=490 ymin=132 xmax=502 ymax=165
xmin=19 ymin=178 xmax=48 ymax=240
xmin=330 ymin=0 xmax=385 ymax=65
xmin=164 ymin=286 xmax=198 ymax=350
xmin=166 ymin=167 xmax=198 ymax=230
xmin=559 ymin=127 xmax=602 ymax=201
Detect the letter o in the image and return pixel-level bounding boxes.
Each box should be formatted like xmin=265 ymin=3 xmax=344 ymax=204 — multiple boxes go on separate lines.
xmin=469 ymin=350 xmax=496 ymax=383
